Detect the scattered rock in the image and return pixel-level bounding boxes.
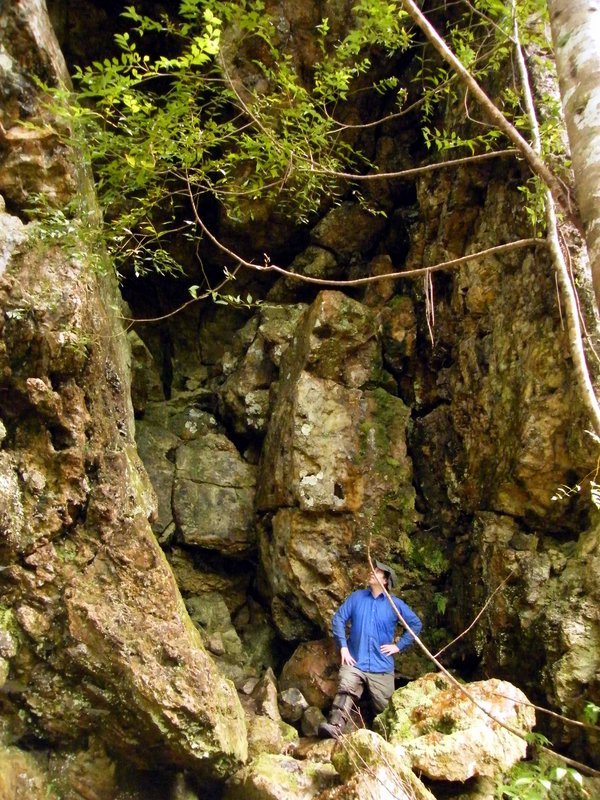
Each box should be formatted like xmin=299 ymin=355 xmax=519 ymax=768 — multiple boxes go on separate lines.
xmin=246 ymin=716 xmax=300 ymax=761
xmin=301 ymin=706 xmax=326 ymax=738
xmin=280 ymin=640 xmax=339 ymax=709
xmin=278 ymin=687 xmax=309 ymax=723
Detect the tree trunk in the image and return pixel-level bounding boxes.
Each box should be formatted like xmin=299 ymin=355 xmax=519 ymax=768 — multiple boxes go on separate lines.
xmin=547 ymin=0 xmax=600 ymax=308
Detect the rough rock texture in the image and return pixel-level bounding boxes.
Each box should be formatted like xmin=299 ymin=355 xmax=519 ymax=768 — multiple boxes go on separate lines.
xmin=218 ymin=304 xmax=308 ymax=435
xmin=400 ymin=140 xmax=600 ymax=762
xmin=185 ymin=592 xmax=246 ymax=681
xmin=0 ymin=0 xmax=246 ymax=785
xmin=5 ymin=0 xmax=600 ymax=791
xmin=376 ymin=673 xmax=536 ymax=782
xmin=223 ymin=753 xmax=339 ymax=800
xmin=257 ymin=291 xmax=417 ymax=637
xmin=279 ymin=639 xmax=339 ymax=709
xmin=330 ymin=729 xmax=437 ymax=800
xmin=460 ymin=512 xmax=600 ymax=760
xmin=136 ymin=392 xmax=259 ymax=555
xmin=246 ymin=715 xmax=299 ymax=761
xmin=278 ymin=687 xmax=309 ymax=724
xmin=0 ymin=746 xmax=52 ymax=800
xmin=174 ymin=431 xmax=256 ymax=553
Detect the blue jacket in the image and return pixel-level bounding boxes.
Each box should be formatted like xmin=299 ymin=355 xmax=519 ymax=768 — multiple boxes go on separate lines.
xmin=332 ymin=588 xmax=422 ymax=673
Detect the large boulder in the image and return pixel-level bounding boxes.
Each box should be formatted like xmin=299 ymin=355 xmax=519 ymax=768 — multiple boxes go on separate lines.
xmin=174 ymin=432 xmax=256 ymax=555
xmin=256 ymin=291 xmax=417 ymax=636
xmin=376 ymin=672 xmax=535 ymax=782
xmin=136 ymin=402 xmax=257 ymax=555
xmin=280 ymin=639 xmax=339 ymax=709
xmin=258 ymin=509 xmax=357 ymax=639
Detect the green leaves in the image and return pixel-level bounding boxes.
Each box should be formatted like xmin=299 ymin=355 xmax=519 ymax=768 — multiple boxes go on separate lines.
xmin=422 ymin=125 xmax=501 ymax=154
xmin=496 ymin=759 xmax=586 ymax=800
xmin=583 ymin=701 xmax=600 ymax=725
xmin=48 ymin=0 xmax=551 ymax=286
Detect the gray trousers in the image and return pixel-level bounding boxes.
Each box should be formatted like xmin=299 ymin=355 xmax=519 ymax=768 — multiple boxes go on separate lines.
xmin=337 ymin=665 xmax=395 ymax=713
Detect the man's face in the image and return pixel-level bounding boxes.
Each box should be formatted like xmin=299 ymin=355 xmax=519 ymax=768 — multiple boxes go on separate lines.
xmin=368 ymin=567 xmax=388 ymax=590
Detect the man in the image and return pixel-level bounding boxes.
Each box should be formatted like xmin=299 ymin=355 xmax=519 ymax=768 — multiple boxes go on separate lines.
xmin=318 ymin=560 xmax=422 ymax=739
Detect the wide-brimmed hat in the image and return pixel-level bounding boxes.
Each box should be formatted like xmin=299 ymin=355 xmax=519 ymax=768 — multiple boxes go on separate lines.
xmin=374 ymin=560 xmax=396 ymax=588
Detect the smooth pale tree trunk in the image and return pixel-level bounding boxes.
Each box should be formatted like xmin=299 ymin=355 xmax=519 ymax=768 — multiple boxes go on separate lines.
xmin=547 ymin=0 xmax=600 ymax=308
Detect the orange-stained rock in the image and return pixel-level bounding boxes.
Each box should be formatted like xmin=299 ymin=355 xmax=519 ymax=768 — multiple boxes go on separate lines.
xmin=280 ymin=639 xmax=339 ymax=709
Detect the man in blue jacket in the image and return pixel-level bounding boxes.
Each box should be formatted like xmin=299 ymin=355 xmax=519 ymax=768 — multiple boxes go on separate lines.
xmin=318 ymin=560 xmax=422 ymax=739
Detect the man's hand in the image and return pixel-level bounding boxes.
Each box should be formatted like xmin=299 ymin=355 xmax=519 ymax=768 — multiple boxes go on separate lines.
xmin=340 ymin=646 xmax=356 ymax=666
xmin=380 ymin=643 xmax=400 ymax=656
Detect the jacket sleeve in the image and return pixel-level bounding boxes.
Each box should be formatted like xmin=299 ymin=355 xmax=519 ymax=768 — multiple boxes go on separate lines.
xmin=394 ymin=599 xmax=422 ymax=652
xmin=331 ymin=594 xmax=354 ymax=649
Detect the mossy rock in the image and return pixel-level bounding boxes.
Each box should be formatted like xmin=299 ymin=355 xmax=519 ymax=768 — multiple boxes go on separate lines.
xmin=246 ymin=715 xmax=299 ymax=760
xmin=223 ymin=752 xmax=339 ymax=800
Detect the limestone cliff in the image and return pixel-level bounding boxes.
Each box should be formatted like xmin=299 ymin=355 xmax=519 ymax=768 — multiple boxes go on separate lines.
xmin=0 ymin=1 xmax=247 ymax=794
xmin=0 ymin=0 xmax=599 ymax=798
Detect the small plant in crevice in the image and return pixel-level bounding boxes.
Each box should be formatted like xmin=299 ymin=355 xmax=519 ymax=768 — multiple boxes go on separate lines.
xmin=583 ymin=702 xmax=599 ymax=727
xmin=551 ymin=431 xmax=600 ymax=512
xmin=496 ymin=759 xmax=588 ymax=800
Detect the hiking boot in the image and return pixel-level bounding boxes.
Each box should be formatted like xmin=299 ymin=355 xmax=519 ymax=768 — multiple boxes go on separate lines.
xmin=317 ymin=722 xmax=343 ymax=740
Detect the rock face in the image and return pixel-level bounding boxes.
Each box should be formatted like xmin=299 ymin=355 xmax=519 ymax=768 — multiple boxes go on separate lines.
xmin=460 ymin=512 xmax=600 ymax=761
xmin=3 ymin=0 xmax=600 ymax=794
xmin=0 ymin=746 xmax=52 ymax=800
xmin=0 ymin=0 xmax=246 ymax=786
xmin=257 ymin=291 xmax=417 ymax=638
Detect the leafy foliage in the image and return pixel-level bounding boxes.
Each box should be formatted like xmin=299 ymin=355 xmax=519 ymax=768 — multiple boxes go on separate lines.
xmin=583 ymin=701 xmax=600 ymax=726
xmin=44 ymin=0 xmax=417 ymax=279
xmin=496 ymin=760 xmax=586 ymax=800
xmin=40 ymin=0 xmax=568 ymax=291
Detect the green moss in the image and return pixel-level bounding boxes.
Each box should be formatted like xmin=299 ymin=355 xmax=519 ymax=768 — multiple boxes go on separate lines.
xmin=356 ymin=389 xmax=411 ymax=472
xmin=370 ymin=388 xmax=407 ymax=451
xmin=421 ymin=712 xmax=456 ymax=735
xmin=373 ymin=705 xmax=413 ymax=741
xmin=410 ymin=539 xmax=450 ymax=578
xmin=279 ymin=720 xmax=299 ymax=746
xmin=249 ymin=754 xmax=337 ymax=794
xmin=0 ymin=607 xmax=19 ymax=661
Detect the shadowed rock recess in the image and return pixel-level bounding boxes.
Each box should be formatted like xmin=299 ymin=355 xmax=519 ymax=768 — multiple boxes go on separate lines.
xmin=1 ymin=0 xmax=599 ymax=798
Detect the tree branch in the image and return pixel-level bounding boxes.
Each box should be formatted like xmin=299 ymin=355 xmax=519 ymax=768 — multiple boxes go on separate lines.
xmin=398 ymin=0 xmax=581 ymax=232
xmin=185 ymin=183 xmax=543 ymax=288
xmin=433 ymin=571 xmax=515 ymax=659
xmin=510 ymin=0 xmax=600 ymax=433
xmin=365 ymin=547 xmax=600 ymax=778
xmin=312 ymin=148 xmax=519 ymax=182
